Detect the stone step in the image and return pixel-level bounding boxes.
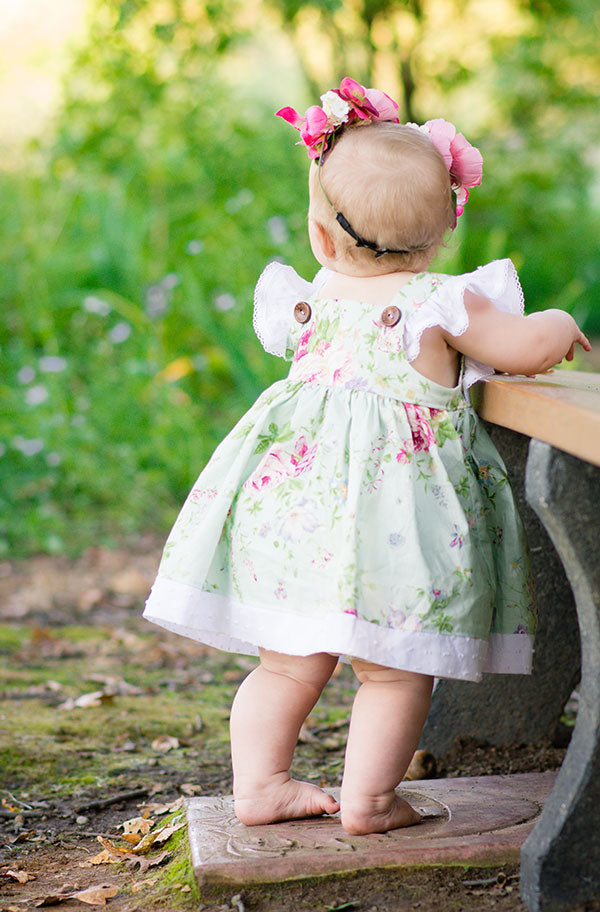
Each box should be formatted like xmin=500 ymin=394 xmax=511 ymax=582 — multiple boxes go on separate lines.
xmin=187 ymin=771 xmax=556 ymax=887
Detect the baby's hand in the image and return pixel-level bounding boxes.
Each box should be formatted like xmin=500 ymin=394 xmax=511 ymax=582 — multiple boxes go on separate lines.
xmin=564 ymin=327 xmax=592 ymax=361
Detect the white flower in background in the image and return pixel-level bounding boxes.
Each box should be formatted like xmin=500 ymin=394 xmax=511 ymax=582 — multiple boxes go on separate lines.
xmin=320 ymin=91 xmax=351 ymax=125
xmin=146 ymin=284 xmax=168 ymax=318
xmin=25 ymin=385 xmax=49 ymax=406
xmin=46 ymin=452 xmax=62 ymax=467
xmin=225 ymin=188 xmax=254 ymax=214
xmin=266 ymin=216 xmax=289 ymax=246
xmin=0 ymin=443 xmax=6 ymax=457
xmin=214 ymin=293 xmax=236 ymax=312
xmin=17 ymin=366 xmax=35 ymax=384
xmin=76 ymin=397 xmax=90 ymax=411
xmin=186 ymin=239 xmax=204 ymax=255
xmin=39 ymin=356 xmax=67 ymax=373
xmin=12 ymin=437 xmax=44 ymax=456
xmin=109 ymin=322 xmax=132 ymax=343
xmin=72 ymin=415 xmax=85 ymax=427
xmin=83 ymin=296 xmax=111 ymax=316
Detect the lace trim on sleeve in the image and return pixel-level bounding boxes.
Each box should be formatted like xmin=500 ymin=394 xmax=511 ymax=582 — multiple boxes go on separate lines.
xmin=252 ymin=262 xmax=314 ymax=358
xmin=403 ymin=258 xmax=525 ymax=392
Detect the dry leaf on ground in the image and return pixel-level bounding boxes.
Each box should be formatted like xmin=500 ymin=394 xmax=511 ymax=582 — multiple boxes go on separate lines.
xmin=70 ymin=884 xmax=119 ymax=906
xmin=121 ymin=816 xmax=154 ymax=835
xmin=179 ymin=783 xmax=203 ymax=795
xmin=58 ymin=691 xmax=115 ymax=711
xmin=151 ymin=734 xmax=180 ymax=752
xmin=138 ymin=795 xmax=184 ymax=816
xmin=6 ymin=869 xmax=37 ymax=883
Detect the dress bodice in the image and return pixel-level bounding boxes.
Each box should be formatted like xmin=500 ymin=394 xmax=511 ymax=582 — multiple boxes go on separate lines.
xmin=286 ymin=273 xmax=468 ymax=412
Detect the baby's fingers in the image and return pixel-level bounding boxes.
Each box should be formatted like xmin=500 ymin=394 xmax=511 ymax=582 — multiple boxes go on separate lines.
xmin=578 ymin=330 xmax=592 ymax=352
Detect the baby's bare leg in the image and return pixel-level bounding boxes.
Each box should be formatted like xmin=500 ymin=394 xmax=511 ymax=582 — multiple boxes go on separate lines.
xmin=340 ymin=660 xmax=433 ymax=835
xmin=230 ymin=649 xmax=339 ymax=826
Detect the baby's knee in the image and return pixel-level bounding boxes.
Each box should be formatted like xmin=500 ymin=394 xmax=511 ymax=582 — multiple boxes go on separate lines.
xmin=351 ymin=657 xmax=433 ymax=691
xmin=259 ymin=649 xmax=338 ymax=689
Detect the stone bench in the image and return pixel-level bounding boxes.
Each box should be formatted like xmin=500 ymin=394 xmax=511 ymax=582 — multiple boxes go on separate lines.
xmin=420 ymin=370 xmax=600 ymax=912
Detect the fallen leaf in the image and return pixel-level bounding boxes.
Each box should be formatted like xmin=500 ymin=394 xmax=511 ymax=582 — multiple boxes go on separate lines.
xmin=58 ymin=691 xmax=115 ymax=711
xmin=179 ymin=783 xmax=203 ymax=796
xmin=70 ymin=884 xmax=119 ymax=906
xmin=151 ymin=734 xmax=179 ymax=752
xmin=153 ymin=818 xmax=186 ymax=845
xmin=130 ymin=850 xmax=172 ymax=875
xmin=121 ymin=816 xmax=153 ymax=835
xmin=6 ymin=869 xmax=37 ymax=883
xmin=2 ymin=798 xmax=20 ymax=812
xmin=122 ymin=833 xmax=142 ymax=846
xmin=405 ymin=749 xmax=437 ymax=781
xmin=97 ymin=836 xmax=134 ymax=858
xmin=138 ymin=795 xmax=184 ymax=816
xmin=81 ymin=850 xmax=118 ymax=867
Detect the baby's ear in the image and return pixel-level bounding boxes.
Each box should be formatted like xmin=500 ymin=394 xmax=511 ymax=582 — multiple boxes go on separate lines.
xmin=311 ymin=220 xmax=337 ymax=260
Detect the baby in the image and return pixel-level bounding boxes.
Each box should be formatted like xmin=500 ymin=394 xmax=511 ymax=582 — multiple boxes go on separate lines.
xmin=144 ymin=79 xmax=590 ymax=835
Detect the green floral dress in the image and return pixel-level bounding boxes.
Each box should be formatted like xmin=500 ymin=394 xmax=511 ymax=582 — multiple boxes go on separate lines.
xmin=144 ymin=261 xmax=536 ymax=682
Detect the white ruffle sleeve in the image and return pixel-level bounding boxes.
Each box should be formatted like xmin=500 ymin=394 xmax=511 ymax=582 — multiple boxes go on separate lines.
xmin=253 ymin=262 xmax=330 ymax=359
xmin=403 ymin=258 xmax=525 ymax=391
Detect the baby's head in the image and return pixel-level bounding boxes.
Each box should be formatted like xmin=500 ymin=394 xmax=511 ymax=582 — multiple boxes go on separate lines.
xmin=308 ymin=121 xmax=455 ymax=275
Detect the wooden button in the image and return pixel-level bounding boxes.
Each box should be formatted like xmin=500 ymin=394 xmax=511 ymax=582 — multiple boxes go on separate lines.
xmin=294 ymin=301 xmax=312 ymax=324
xmin=381 ymin=305 xmax=401 ymax=327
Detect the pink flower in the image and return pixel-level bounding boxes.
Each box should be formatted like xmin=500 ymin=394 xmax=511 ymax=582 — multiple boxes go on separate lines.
xmin=364 ymin=88 xmax=399 ymax=122
xmin=404 ymin=403 xmax=437 ymax=452
xmin=295 ymin=322 xmax=316 ymax=361
xmin=424 ymin=118 xmax=482 ymax=189
xmin=248 ymin=451 xmax=286 ymax=491
xmin=276 ymin=105 xmax=330 ymax=159
xmin=277 ymin=77 xmax=400 ymax=159
xmin=290 ymin=435 xmax=317 ymax=475
xmin=335 ymin=77 xmax=380 ymax=121
xmin=301 ymin=105 xmax=330 ymax=154
xmin=396 ymin=448 xmax=410 ymax=464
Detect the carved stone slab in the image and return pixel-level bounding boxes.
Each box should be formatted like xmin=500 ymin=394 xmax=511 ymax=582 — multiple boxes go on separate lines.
xmin=188 ymin=772 xmax=556 ymax=885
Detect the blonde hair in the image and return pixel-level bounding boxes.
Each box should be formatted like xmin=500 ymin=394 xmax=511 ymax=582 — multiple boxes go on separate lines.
xmin=308 ymin=121 xmax=455 ymax=273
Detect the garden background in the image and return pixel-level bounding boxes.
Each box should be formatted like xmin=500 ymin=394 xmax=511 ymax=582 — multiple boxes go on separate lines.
xmin=3 ymin=0 xmax=599 ymax=559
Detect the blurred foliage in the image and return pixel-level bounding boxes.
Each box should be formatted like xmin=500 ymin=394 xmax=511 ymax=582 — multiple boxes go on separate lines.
xmin=2 ymin=0 xmax=599 ymax=555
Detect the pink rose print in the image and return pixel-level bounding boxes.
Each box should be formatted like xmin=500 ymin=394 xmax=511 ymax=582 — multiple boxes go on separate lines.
xmin=248 ymin=450 xmax=287 ymax=492
xmin=295 ymin=323 xmax=316 ymax=362
xmin=396 ymin=447 xmax=410 ymax=464
xmin=404 ymin=403 xmax=436 ymax=452
xmin=290 ymin=435 xmax=317 ymax=475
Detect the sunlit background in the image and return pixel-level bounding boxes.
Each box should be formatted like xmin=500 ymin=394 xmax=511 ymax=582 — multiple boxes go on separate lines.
xmin=2 ymin=0 xmax=599 ymax=558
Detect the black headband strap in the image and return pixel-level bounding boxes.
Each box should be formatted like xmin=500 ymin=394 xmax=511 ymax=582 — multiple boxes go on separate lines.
xmin=336 ymin=212 xmax=418 ymax=258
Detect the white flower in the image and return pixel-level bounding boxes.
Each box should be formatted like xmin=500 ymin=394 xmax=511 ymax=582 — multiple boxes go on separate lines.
xmin=83 ymin=296 xmax=111 ymax=316
xmin=17 ymin=366 xmax=35 ymax=384
xmin=25 ymin=385 xmax=49 ymax=406
xmin=214 ymin=293 xmax=236 ymax=312
xmin=320 ymin=91 xmax=351 ymax=126
xmin=109 ymin=322 xmax=132 ymax=343
xmin=39 ymin=356 xmax=67 ymax=373
xmin=12 ymin=436 xmax=44 ymax=456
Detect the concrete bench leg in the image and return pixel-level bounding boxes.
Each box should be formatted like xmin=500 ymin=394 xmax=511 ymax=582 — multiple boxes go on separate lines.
xmin=420 ymin=427 xmax=580 ymax=755
xmin=520 ymin=439 xmax=600 ymax=911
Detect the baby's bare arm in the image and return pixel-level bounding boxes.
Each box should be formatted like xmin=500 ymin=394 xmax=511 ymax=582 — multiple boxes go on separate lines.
xmin=442 ymin=291 xmax=591 ymax=375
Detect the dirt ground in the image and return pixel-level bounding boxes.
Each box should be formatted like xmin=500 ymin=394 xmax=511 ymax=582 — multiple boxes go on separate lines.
xmin=0 ymin=542 xmax=580 ymax=912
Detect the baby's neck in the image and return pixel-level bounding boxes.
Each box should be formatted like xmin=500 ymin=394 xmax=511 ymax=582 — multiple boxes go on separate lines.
xmin=318 ymin=269 xmax=423 ymax=306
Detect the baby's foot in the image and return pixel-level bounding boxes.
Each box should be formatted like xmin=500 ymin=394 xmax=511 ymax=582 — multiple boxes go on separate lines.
xmin=234 ymin=777 xmax=339 ymax=826
xmin=340 ymin=791 xmax=421 ymax=835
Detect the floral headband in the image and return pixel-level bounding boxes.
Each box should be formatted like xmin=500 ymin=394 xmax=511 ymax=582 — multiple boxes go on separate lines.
xmin=277 ymin=77 xmax=483 ymax=256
